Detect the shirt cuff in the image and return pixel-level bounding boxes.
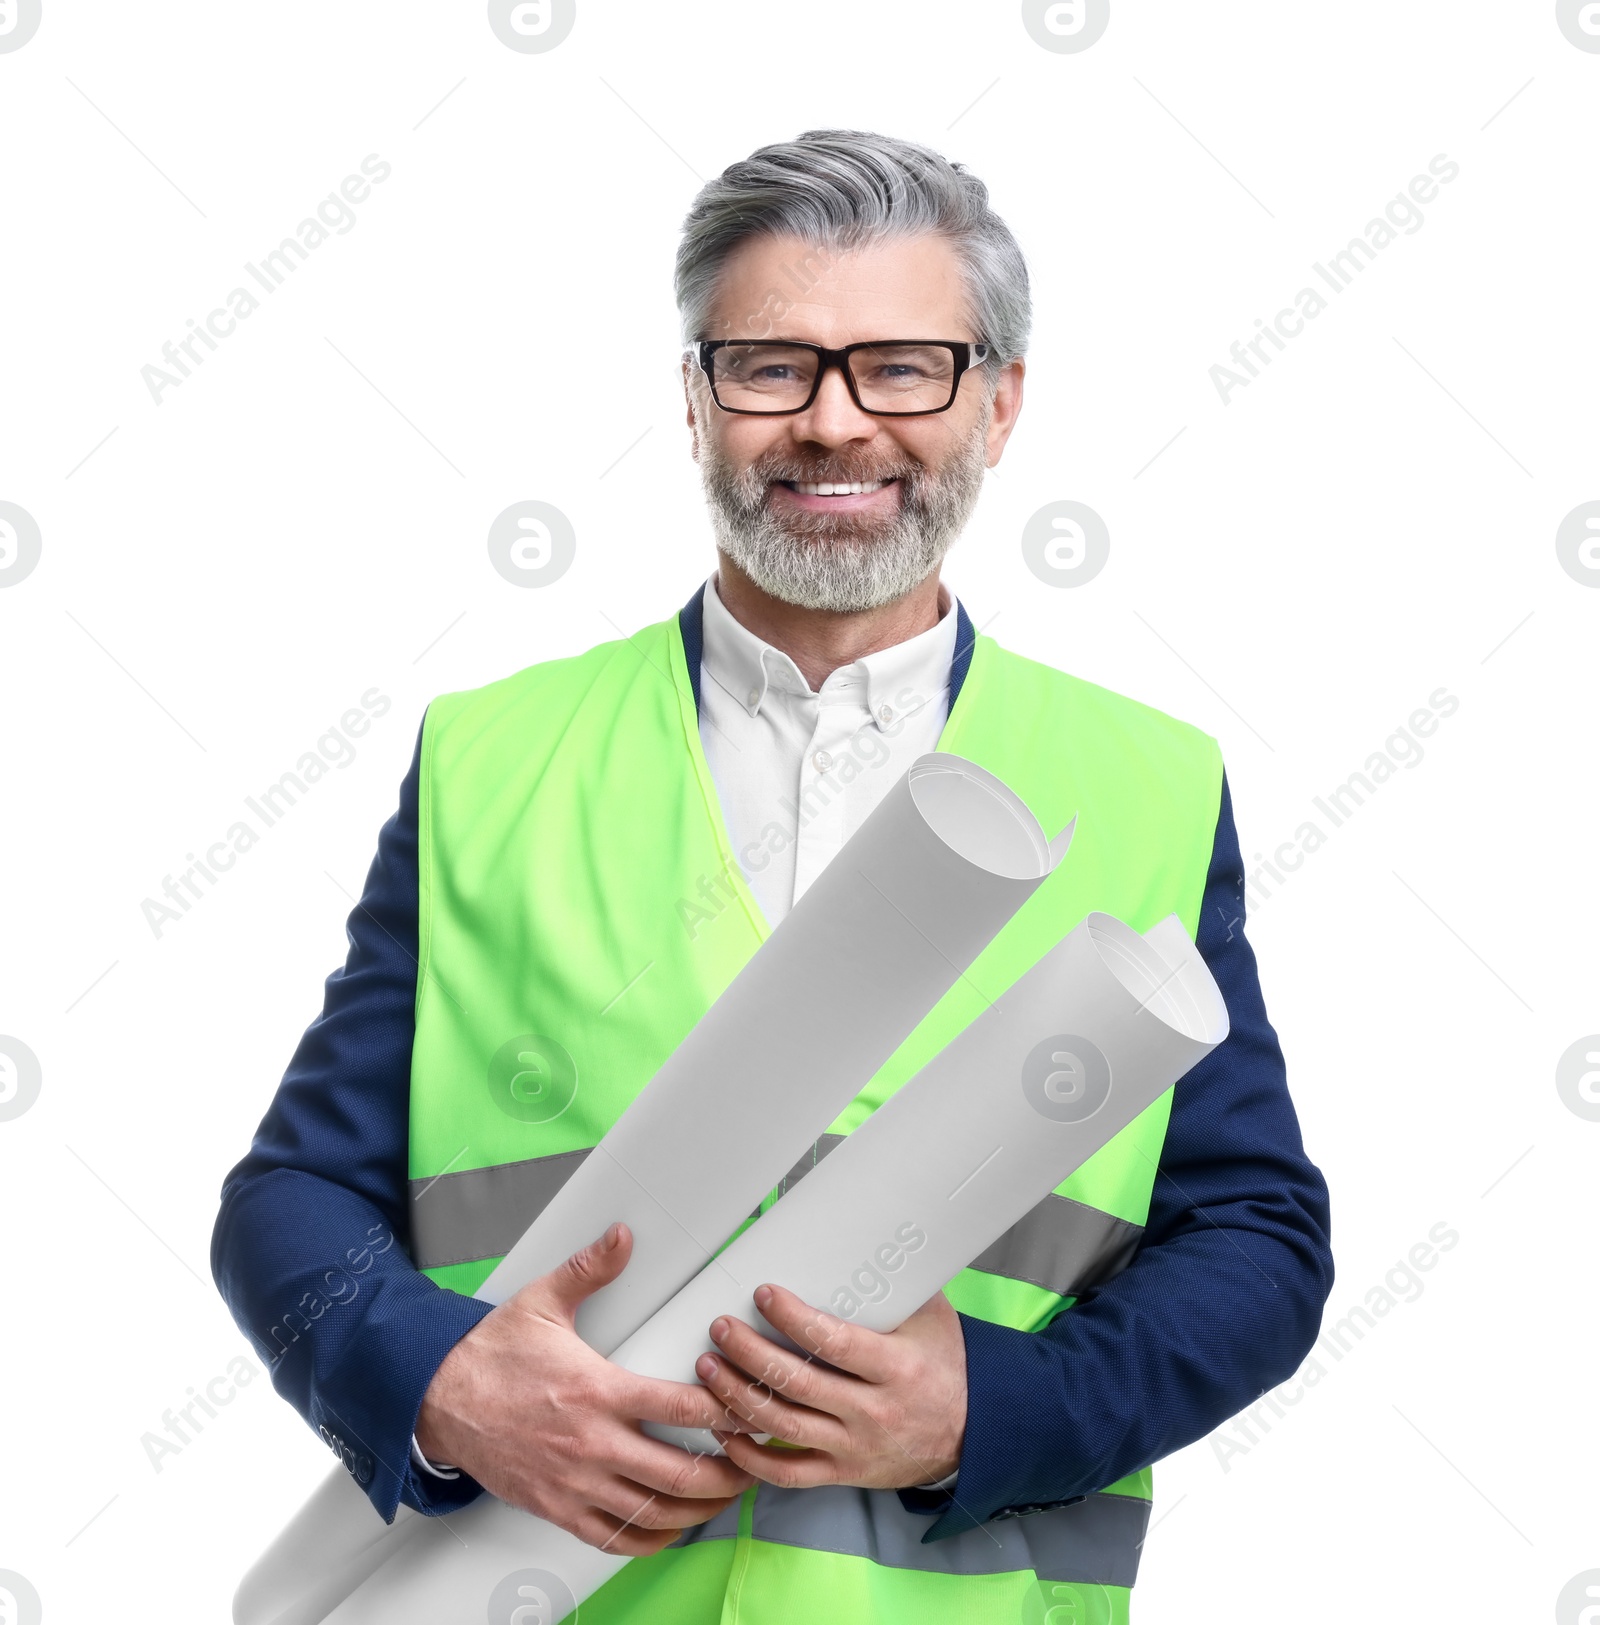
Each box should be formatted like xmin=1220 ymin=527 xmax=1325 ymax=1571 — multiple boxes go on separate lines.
xmin=913 ymin=1466 xmax=960 ymax=1492
xmin=409 ymin=1434 xmax=461 ymax=1480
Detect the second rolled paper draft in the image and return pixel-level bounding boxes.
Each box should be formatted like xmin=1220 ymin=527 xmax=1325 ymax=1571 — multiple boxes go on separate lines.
xmin=617 ymin=909 xmax=1230 ymax=1454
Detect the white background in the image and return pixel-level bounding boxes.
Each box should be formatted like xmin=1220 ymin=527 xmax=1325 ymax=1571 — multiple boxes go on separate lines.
xmin=1 ymin=2 xmax=1596 ymax=1620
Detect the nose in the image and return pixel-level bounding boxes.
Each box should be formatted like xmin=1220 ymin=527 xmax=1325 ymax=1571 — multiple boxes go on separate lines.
xmin=785 ymin=360 xmax=882 ymax=449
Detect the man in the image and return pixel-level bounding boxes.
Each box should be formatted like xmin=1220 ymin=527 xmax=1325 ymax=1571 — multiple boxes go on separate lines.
xmin=214 ymin=129 xmax=1333 ymax=1622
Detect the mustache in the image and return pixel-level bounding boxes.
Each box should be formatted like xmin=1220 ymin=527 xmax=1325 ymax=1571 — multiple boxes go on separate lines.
xmin=754 ymin=459 xmax=917 ymax=485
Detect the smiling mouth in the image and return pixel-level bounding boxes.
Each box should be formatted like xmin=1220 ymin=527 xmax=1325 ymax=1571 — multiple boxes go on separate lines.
xmin=775 ymin=478 xmax=897 ymax=496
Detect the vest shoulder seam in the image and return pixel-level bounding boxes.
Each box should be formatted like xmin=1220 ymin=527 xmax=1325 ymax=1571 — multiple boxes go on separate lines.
xmin=979 ymin=636 xmax=1222 ymax=755
xmin=424 ymin=618 xmax=675 ymax=731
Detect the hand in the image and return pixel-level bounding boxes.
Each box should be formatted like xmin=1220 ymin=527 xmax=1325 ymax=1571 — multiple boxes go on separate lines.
xmin=415 ymin=1223 xmax=759 ymax=1556
xmin=695 ymin=1283 xmax=967 ymax=1491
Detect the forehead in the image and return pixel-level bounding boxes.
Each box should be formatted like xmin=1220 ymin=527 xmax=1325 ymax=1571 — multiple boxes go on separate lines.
xmin=705 ymin=231 xmax=973 ymax=345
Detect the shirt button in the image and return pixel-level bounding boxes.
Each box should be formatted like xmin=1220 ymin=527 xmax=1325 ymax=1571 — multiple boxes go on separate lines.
xmin=812 ymin=749 xmax=833 ymax=773
xmin=877 ymin=703 xmax=894 ymax=724
xmin=747 ymin=687 xmax=760 ymax=707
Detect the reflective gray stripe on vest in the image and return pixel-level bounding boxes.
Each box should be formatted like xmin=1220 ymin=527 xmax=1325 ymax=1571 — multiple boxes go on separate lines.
xmin=747 ymin=1131 xmax=848 ymax=1217
xmin=969 ymin=1193 xmax=1142 ymax=1298
xmin=411 ymin=1138 xmax=1141 ymax=1292
xmin=408 ymin=1137 xmax=853 ymax=1271
xmin=749 ymin=1486 xmax=1149 ymax=1586
xmin=666 ymin=1496 xmax=743 ymax=1550
xmin=409 ymin=1147 xmax=591 ymax=1270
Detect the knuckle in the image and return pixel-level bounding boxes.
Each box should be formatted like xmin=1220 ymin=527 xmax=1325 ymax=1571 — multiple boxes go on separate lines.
xmin=721 ymin=1378 xmax=756 ymax=1415
xmin=740 ymin=1381 xmax=774 ymax=1417
xmin=542 ymin=1426 xmax=588 ymax=1468
xmin=562 ymin=1249 xmax=599 ymax=1285
xmin=569 ymin=1369 xmax=613 ymax=1412
xmin=755 ymin=1366 xmax=787 ymax=1398
xmin=561 ymin=1383 xmax=601 ymax=1422
xmin=556 ymin=1509 xmax=591 ymax=1543
xmin=798 ymin=1315 xmax=834 ymax=1356
xmin=636 ymin=1496 xmax=682 ymax=1532
xmin=602 ymin=1520 xmax=656 ymax=1556
xmin=669 ymin=1385 xmax=710 ymax=1428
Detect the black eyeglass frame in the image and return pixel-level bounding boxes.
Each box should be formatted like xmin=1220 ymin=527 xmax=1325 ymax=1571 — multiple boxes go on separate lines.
xmin=692 ymin=339 xmax=992 ymax=417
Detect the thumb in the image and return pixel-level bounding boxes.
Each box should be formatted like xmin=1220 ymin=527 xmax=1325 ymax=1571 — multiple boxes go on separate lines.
xmin=528 ymin=1221 xmax=632 ymax=1323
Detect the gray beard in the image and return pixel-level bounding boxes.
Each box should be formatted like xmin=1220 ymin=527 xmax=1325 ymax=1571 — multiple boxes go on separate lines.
xmin=697 ymin=413 xmax=991 ymax=613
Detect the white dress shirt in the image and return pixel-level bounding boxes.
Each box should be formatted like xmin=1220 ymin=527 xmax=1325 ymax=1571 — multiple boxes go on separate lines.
xmin=698 ymin=571 xmax=957 ymax=929
xmin=413 ymin=574 xmax=963 ymax=1493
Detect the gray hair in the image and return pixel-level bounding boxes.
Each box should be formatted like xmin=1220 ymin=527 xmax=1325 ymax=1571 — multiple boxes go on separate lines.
xmin=675 ymin=129 xmax=1031 ymax=376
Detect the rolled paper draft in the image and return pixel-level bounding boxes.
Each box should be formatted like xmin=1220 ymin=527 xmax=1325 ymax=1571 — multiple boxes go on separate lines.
xmin=322 ymin=912 xmax=1227 ymax=1624
xmin=234 ymin=753 xmax=1072 ymax=1625
xmin=625 ymin=910 xmax=1227 ymax=1453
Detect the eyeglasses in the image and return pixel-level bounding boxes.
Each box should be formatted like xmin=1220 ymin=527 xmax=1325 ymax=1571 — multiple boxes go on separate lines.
xmin=692 ymin=339 xmax=991 ymax=417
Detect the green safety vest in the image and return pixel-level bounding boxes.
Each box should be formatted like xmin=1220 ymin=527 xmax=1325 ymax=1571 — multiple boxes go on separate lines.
xmin=408 ymin=609 xmax=1222 ymax=1625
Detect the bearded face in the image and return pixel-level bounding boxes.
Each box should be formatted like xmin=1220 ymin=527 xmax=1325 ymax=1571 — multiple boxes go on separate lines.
xmin=696 ymin=394 xmax=993 ymax=614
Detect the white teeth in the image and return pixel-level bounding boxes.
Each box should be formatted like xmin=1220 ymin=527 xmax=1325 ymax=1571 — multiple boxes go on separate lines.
xmin=793 ymin=480 xmax=887 ymax=496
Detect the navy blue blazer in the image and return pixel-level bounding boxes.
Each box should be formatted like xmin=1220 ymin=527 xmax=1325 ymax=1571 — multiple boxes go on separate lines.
xmin=211 ymin=591 xmax=1333 ymax=1542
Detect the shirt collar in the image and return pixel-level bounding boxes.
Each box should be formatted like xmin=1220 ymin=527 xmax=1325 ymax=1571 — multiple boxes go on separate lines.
xmin=699 ymin=572 xmax=957 ymax=732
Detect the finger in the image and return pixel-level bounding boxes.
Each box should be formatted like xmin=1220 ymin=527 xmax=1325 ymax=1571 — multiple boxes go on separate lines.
xmin=706 ymin=1316 xmax=855 ymax=1416
xmin=589 ymin=1475 xmax=748 ymax=1534
xmin=618 ymin=1371 xmax=763 ymax=1435
xmin=715 ymin=1430 xmax=844 ymax=1491
xmin=750 ymin=1284 xmax=896 ymax=1383
xmin=694 ymin=1351 xmax=850 ymax=1452
xmin=564 ymin=1505 xmax=682 ymax=1559
xmin=599 ymin=1428 xmax=758 ymax=1502
xmin=525 ymin=1222 xmax=632 ymax=1322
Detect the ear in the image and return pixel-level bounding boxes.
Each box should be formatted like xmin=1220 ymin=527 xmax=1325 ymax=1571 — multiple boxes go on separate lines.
xmin=682 ymin=357 xmax=700 ymax=461
xmin=984 ymin=358 xmax=1025 ymax=468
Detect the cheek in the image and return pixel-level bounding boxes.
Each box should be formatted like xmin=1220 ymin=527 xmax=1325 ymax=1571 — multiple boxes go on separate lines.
xmin=718 ymin=420 xmax=790 ymax=472
xmin=886 ymin=423 xmax=942 ymax=465
xmin=906 ymin=414 xmax=979 ymax=472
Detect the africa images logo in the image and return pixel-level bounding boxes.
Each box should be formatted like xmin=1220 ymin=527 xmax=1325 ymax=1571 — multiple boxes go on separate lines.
xmin=1556 ymin=1037 xmax=1600 ymax=1122
xmin=1022 ymin=1034 xmax=1112 ymax=1123
xmin=487 ymin=502 xmax=576 ymax=588
xmin=1556 ymin=0 xmax=1600 ymax=50
xmin=0 ymin=1572 xmax=42 ymax=1625
xmin=487 ymin=1568 xmax=579 ymax=1625
xmin=0 ymin=1036 xmax=43 ymax=1123
xmin=487 ymin=0 xmax=576 ymax=52
xmin=1557 ymin=1572 xmax=1600 ymax=1625
xmin=0 ymin=0 xmax=42 ymax=52
xmin=488 ymin=1034 xmax=579 ymax=1122
xmin=1556 ymin=501 xmax=1600 ymax=588
xmin=0 ymin=502 xmax=42 ymax=588
xmin=1022 ymin=502 xmax=1110 ymax=588
xmin=1021 ymin=0 xmax=1110 ymax=53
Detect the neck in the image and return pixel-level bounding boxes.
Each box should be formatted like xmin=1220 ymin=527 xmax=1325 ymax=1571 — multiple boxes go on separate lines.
xmin=712 ymin=553 xmax=949 ymax=692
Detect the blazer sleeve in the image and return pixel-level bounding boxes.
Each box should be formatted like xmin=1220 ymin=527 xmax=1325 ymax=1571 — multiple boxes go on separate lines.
xmin=209 ymin=716 xmax=494 ymax=1523
xmin=903 ymin=770 xmax=1336 ymax=1540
